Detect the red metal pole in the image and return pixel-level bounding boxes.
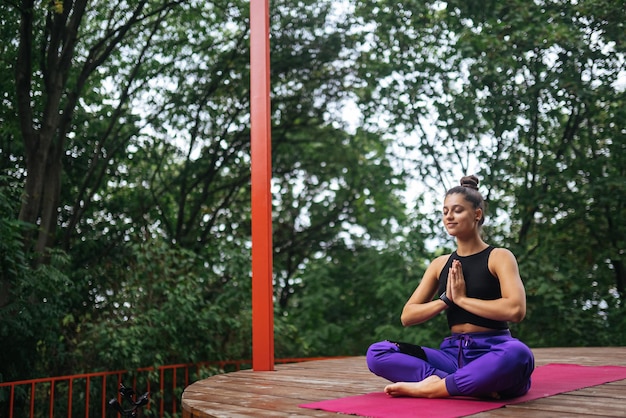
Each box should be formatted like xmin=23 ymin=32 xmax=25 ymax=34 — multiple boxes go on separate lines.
xmin=49 ymin=381 xmax=54 ymax=418
xmin=85 ymin=377 xmax=90 ymax=418
xmin=101 ymin=376 xmax=106 ymax=418
xmin=250 ymin=0 xmax=274 ymax=371
xmin=68 ymin=378 xmax=73 ymax=417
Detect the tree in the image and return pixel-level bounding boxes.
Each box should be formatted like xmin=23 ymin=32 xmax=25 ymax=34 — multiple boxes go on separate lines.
xmin=0 ymin=175 xmax=72 ymax=381
xmin=5 ymin=0 xmax=624 ymax=384
xmin=71 ymin=0 xmax=411 ymax=367
xmin=2 ymin=0 xmax=414 ymax=378
xmin=12 ymin=0 xmax=183 ymax=257
xmin=353 ymin=0 xmax=626 ymax=345
xmin=286 ymin=209 xmax=448 ymax=357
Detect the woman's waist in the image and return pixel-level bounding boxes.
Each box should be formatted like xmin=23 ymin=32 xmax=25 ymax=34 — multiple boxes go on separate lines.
xmin=450 ymin=323 xmax=509 ymax=335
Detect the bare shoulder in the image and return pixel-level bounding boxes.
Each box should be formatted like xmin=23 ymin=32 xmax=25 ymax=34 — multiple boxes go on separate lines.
xmin=428 ymin=253 xmax=452 ymax=276
xmin=489 ymin=247 xmax=520 ymax=276
xmin=417 ymin=254 xmax=452 ymax=291
xmin=490 ymin=247 xmax=518 ymax=263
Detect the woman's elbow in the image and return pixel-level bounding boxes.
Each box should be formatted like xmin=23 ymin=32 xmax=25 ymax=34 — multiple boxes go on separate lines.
xmin=400 ymin=308 xmax=420 ymax=327
xmin=400 ymin=313 xmax=411 ymax=327
xmin=509 ymin=305 xmax=526 ymax=323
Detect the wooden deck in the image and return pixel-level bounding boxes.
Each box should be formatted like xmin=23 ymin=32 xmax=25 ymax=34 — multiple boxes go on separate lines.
xmin=181 ymin=347 xmax=626 ymax=417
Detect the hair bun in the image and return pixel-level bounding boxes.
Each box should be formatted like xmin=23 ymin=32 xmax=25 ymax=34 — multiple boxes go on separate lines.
xmin=460 ymin=175 xmax=479 ymax=190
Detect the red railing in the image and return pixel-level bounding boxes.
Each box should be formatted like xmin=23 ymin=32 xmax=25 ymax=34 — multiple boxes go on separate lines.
xmin=0 ymin=357 xmax=341 ymax=418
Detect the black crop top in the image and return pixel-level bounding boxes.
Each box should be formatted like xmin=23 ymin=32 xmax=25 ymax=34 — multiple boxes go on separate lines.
xmin=437 ymin=246 xmax=509 ymax=330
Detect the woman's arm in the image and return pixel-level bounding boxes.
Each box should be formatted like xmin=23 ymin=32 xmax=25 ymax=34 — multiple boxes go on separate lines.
xmin=400 ymin=255 xmax=450 ymax=326
xmin=448 ymin=248 xmax=526 ymax=323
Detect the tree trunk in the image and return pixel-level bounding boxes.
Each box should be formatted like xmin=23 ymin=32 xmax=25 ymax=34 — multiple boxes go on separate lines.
xmin=15 ymin=0 xmax=82 ymax=258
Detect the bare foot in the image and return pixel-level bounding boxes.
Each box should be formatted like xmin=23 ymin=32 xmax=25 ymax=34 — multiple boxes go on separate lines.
xmin=384 ymin=375 xmax=449 ymax=398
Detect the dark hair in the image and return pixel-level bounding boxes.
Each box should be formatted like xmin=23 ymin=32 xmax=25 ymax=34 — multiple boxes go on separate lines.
xmin=445 ymin=175 xmax=485 ymax=226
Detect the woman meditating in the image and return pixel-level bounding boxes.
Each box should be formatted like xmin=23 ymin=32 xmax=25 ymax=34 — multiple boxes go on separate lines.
xmin=367 ymin=175 xmax=534 ymax=399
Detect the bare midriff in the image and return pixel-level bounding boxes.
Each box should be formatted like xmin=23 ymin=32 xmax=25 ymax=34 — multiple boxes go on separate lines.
xmin=450 ymin=323 xmax=504 ymax=334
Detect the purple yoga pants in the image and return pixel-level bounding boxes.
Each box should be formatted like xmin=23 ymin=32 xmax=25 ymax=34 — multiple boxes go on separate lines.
xmin=366 ymin=330 xmax=535 ymax=399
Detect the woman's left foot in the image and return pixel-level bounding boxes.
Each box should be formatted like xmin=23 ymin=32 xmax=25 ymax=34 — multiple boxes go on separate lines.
xmin=384 ymin=375 xmax=447 ymax=398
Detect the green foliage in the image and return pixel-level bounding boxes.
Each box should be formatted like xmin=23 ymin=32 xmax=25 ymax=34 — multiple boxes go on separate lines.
xmin=73 ymin=239 xmax=253 ymax=371
xmin=1 ymin=0 xmax=625 ymax=388
xmin=354 ymin=0 xmax=626 ymax=349
xmin=283 ymin=209 xmax=449 ymax=356
xmin=286 ymin=244 xmax=410 ymax=356
xmin=0 ymin=176 xmax=73 ymax=380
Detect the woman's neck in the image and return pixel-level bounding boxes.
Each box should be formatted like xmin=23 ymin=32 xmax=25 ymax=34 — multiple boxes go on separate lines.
xmin=455 ymin=236 xmax=488 ymax=256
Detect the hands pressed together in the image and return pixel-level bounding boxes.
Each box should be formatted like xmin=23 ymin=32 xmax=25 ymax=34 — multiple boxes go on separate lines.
xmin=446 ymin=259 xmax=466 ymax=305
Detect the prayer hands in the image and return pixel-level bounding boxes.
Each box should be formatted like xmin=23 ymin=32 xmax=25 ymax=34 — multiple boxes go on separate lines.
xmin=446 ymin=259 xmax=466 ymax=303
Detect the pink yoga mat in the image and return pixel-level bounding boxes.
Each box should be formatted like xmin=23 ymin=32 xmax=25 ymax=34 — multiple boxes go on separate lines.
xmin=299 ymin=363 xmax=626 ymax=418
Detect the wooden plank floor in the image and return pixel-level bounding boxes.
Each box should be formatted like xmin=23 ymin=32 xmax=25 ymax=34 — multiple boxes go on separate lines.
xmin=182 ymin=347 xmax=626 ymax=417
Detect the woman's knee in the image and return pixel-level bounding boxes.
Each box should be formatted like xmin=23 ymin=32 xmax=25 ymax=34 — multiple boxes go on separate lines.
xmin=498 ymin=340 xmax=535 ymax=373
xmin=366 ymin=340 xmax=397 ymax=373
xmin=509 ymin=341 xmax=534 ymax=362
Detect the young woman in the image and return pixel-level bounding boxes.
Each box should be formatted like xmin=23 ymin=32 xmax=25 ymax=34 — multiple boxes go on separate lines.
xmin=366 ymin=175 xmax=534 ymax=399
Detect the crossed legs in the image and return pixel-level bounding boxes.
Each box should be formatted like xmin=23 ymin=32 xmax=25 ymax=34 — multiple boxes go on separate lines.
xmin=366 ymin=335 xmax=534 ymax=399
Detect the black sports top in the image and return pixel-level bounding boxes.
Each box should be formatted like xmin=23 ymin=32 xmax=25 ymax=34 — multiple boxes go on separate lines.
xmin=437 ymin=246 xmax=509 ymax=330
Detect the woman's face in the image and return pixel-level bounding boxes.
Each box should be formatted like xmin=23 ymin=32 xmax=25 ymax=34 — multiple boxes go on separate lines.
xmin=442 ymin=193 xmax=480 ymax=237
